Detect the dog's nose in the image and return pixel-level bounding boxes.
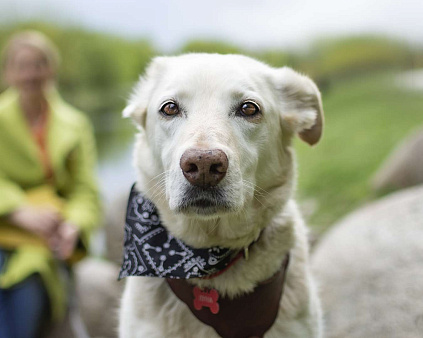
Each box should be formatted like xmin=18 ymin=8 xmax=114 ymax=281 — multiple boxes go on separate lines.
xmin=180 ymin=149 xmax=228 ymax=187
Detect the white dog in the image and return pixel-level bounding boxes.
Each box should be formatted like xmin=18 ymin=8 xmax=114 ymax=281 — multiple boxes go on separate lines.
xmin=119 ymin=54 xmax=324 ymax=338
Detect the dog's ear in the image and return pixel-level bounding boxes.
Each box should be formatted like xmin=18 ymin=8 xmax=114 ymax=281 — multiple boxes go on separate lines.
xmin=123 ymin=57 xmax=165 ymax=128
xmin=123 ymin=102 xmax=146 ymax=126
xmin=276 ymin=67 xmax=324 ymax=146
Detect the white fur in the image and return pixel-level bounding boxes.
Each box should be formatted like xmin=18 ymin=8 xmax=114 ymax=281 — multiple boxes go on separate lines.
xmin=119 ymin=54 xmax=323 ymax=337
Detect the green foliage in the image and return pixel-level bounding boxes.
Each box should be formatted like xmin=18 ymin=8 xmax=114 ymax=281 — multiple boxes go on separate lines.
xmin=255 ymin=49 xmax=298 ymax=69
xmin=413 ymin=49 xmax=423 ymax=68
xmin=304 ymin=36 xmax=414 ymax=83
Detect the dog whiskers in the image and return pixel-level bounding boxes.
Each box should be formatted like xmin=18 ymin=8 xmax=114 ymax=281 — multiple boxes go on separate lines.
xmin=242 ymin=180 xmax=270 ymax=209
xmin=143 ymin=171 xmax=171 ymax=195
xmin=148 ymin=177 xmax=167 ymax=203
xmin=242 ymin=179 xmax=271 ymax=197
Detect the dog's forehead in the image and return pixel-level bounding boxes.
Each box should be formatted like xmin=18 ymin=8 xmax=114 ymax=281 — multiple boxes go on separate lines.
xmin=157 ymin=54 xmax=271 ymax=95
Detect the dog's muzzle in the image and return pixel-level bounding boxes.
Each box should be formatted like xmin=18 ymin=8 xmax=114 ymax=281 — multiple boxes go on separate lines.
xmin=178 ymin=148 xmax=231 ymax=214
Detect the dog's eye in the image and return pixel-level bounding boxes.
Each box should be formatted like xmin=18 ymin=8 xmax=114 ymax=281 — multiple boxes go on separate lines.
xmin=160 ymin=102 xmax=180 ymax=116
xmin=240 ymin=102 xmax=260 ymax=117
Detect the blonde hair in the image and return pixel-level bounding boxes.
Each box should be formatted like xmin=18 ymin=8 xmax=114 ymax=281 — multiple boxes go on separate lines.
xmin=2 ymin=30 xmax=61 ymax=71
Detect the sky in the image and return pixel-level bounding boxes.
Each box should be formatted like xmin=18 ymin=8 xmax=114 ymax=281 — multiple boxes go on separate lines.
xmin=2 ymin=0 xmax=423 ymax=51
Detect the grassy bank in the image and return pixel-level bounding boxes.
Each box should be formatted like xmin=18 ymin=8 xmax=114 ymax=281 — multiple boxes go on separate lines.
xmin=295 ymin=72 xmax=423 ymax=233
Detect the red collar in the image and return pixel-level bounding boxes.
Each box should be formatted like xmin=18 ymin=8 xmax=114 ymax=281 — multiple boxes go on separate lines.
xmin=202 ymin=232 xmax=263 ymax=280
xmin=201 ymin=249 xmax=245 ymax=280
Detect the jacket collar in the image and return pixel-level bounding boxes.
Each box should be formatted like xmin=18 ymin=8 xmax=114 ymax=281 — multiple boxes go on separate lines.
xmin=0 ymin=87 xmax=84 ymax=179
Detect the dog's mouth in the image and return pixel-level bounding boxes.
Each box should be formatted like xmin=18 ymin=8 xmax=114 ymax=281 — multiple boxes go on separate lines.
xmin=176 ymin=186 xmax=235 ymax=216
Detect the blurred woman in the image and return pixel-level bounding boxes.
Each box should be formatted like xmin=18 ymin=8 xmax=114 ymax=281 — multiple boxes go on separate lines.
xmin=0 ymin=31 xmax=101 ymax=338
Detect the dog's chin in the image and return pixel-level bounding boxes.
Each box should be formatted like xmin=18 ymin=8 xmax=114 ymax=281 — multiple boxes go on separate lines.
xmin=174 ymin=186 xmax=239 ymax=218
xmin=177 ymin=202 xmax=234 ymax=218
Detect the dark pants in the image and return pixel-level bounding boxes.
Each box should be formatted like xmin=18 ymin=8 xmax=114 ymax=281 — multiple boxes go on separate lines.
xmin=0 ymin=250 xmax=50 ymax=338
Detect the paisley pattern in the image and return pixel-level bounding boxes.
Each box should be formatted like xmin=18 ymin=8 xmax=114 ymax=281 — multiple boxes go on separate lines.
xmin=119 ymin=184 xmax=235 ymax=280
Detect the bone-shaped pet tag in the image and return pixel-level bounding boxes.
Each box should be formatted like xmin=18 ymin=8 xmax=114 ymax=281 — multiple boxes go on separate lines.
xmin=193 ymin=286 xmax=220 ymax=314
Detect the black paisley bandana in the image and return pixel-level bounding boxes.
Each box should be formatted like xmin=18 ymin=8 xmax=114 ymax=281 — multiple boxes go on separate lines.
xmin=118 ymin=184 xmax=236 ymax=280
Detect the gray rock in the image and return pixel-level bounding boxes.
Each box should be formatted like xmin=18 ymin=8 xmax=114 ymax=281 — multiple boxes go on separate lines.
xmin=75 ymin=258 xmax=125 ymax=338
xmin=372 ymin=128 xmax=423 ymax=192
xmin=312 ymin=185 xmax=423 ymax=338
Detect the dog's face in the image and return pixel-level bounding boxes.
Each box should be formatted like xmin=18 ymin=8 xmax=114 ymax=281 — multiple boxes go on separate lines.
xmin=125 ymin=54 xmax=323 ymax=245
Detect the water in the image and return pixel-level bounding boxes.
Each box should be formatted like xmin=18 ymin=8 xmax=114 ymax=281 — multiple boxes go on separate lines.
xmin=98 ymin=144 xmax=135 ymax=205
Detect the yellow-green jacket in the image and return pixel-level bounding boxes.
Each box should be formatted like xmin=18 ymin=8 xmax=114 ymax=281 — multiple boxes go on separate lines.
xmin=0 ymin=88 xmax=101 ymax=320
